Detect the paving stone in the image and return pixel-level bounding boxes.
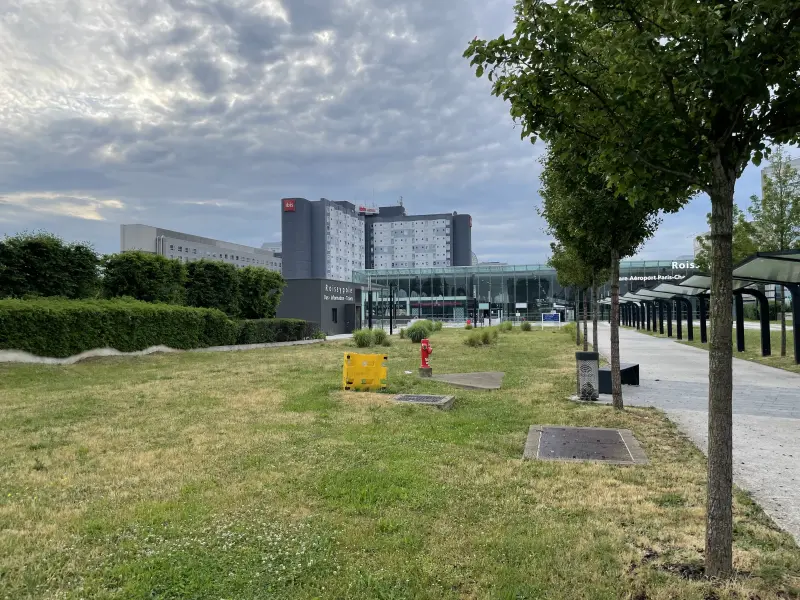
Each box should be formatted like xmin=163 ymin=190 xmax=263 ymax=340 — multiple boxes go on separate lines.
xmin=431 ymin=371 xmax=504 ymax=390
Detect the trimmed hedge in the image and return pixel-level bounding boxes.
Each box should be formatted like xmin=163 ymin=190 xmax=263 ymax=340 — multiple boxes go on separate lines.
xmin=0 ymin=298 xmax=318 ymax=358
xmin=236 ymin=318 xmax=318 ymax=345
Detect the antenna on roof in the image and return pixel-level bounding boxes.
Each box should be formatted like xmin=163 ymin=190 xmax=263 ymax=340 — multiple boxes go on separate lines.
xmin=399 ymin=196 xmax=403 ymax=207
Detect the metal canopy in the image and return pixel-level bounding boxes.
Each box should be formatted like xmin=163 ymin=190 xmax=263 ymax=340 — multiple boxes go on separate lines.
xmin=632 ymin=289 xmax=679 ymax=300
xmin=652 ymin=283 xmax=707 ymax=296
xmin=679 ymin=274 xmax=757 ymax=292
xmin=732 ymin=250 xmax=800 ymax=285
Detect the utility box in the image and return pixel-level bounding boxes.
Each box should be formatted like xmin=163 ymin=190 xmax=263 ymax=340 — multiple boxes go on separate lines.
xmin=575 ymin=351 xmax=600 ymax=401
xmin=343 ymin=353 xmax=388 ymax=391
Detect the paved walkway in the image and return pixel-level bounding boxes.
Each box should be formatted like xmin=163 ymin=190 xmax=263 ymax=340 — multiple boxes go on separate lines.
xmin=589 ymin=323 xmax=800 ymax=544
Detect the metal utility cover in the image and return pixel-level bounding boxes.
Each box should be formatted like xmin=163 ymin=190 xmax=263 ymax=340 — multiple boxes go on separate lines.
xmin=394 ymin=394 xmax=454 ymax=410
xmin=523 ymin=426 xmax=648 ymax=465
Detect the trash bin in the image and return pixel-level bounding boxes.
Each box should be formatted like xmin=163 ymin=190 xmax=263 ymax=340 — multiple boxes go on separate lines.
xmin=575 ymin=351 xmax=600 ymax=401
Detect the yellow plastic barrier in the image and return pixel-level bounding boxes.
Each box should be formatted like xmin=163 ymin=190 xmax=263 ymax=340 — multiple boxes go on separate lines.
xmin=342 ymin=352 xmax=388 ymax=391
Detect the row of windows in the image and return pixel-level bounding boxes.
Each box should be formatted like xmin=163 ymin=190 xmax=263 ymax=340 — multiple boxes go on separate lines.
xmin=167 ymin=244 xmax=275 ymax=267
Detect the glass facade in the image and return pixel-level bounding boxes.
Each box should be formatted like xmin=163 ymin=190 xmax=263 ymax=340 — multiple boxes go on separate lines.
xmin=353 ymin=260 xmax=697 ymax=323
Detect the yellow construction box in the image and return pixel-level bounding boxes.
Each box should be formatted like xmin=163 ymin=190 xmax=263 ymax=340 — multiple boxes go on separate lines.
xmin=342 ymin=352 xmax=388 ymax=391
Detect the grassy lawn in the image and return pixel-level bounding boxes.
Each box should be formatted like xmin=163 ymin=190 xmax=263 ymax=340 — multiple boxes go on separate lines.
xmin=1 ymin=328 xmax=798 ymax=599
xmin=624 ymin=324 xmax=800 ymax=374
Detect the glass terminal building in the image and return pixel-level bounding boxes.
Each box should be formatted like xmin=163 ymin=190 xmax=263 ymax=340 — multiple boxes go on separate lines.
xmin=353 ymin=259 xmax=698 ymax=323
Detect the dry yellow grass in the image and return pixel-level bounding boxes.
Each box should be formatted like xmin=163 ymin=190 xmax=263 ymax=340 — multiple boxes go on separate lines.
xmin=0 ymin=328 xmax=798 ymax=599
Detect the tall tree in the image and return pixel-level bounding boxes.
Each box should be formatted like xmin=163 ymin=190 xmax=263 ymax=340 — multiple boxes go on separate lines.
xmin=547 ymin=243 xmax=593 ymax=349
xmin=102 ymin=251 xmax=186 ymax=304
xmin=0 ymin=231 xmax=99 ymax=299
xmin=540 ymin=140 xmax=661 ymax=409
xmin=693 ymin=206 xmax=758 ymax=272
xmin=750 ymin=147 xmax=800 ymax=355
xmin=466 ymin=0 xmax=800 ymax=575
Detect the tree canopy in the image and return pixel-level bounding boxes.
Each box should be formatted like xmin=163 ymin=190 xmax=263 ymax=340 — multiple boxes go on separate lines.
xmin=466 ymin=0 xmax=800 ymax=576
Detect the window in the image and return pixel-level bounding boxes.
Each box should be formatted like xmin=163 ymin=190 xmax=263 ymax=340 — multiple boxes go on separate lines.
xmin=169 ymin=244 xmax=174 ymax=251
xmin=332 ymin=307 xmax=338 ymax=325
xmin=177 ymin=246 xmax=182 ymax=252
xmin=193 ymin=249 xmax=197 ymax=254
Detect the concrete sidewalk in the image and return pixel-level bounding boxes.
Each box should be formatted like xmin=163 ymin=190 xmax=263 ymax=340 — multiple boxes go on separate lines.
xmin=588 ymin=323 xmax=800 ymax=544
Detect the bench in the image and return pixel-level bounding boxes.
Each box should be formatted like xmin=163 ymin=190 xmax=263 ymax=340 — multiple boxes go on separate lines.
xmin=598 ymin=363 xmax=640 ymax=395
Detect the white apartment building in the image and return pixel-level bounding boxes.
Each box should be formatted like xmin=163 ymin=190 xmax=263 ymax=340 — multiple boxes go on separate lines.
xmin=325 ymin=202 xmax=365 ymax=281
xmin=120 ymin=224 xmax=281 ymax=272
xmin=370 ymin=217 xmax=452 ymax=269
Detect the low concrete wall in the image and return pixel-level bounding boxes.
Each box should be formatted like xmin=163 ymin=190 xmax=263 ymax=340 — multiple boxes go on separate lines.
xmin=0 ymin=339 xmax=325 ymax=365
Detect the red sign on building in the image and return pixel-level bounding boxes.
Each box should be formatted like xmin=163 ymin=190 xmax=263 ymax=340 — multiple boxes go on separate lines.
xmin=282 ymin=198 xmax=296 ymax=212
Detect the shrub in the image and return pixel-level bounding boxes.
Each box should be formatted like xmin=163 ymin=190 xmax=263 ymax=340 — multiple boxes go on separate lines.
xmin=238 ymin=267 xmax=285 ymax=319
xmin=406 ymin=322 xmax=430 ymax=343
xmin=480 ymin=328 xmax=498 ymax=345
xmin=399 ymin=328 xmax=406 ymax=339
xmin=521 ymin=321 xmax=532 ymax=331
xmin=432 ymin=320 xmax=443 ymax=331
xmin=0 ymin=231 xmax=100 ymax=299
xmin=0 ymin=298 xmax=316 ymax=358
xmin=353 ymin=328 xmax=374 ymax=348
xmin=464 ymin=331 xmax=482 ymax=347
xmin=236 ymin=318 xmax=315 ymax=344
xmin=372 ymin=329 xmax=388 ymax=346
xmin=102 ymin=251 xmax=186 ymax=304
xmin=465 ymin=323 xmax=473 ymax=330
xmin=500 ymin=321 xmax=513 ymax=332
xmin=185 ymin=260 xmax=240 ymax=316
xmin=0 ymin=298 xmax=234 ymax=358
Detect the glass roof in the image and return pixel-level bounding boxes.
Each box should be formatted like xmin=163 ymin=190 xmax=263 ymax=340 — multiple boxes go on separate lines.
xmin=732 ymin=251 xmax=800 ymax=285
xmin=352 ymin=259 xmax=692 ymax=282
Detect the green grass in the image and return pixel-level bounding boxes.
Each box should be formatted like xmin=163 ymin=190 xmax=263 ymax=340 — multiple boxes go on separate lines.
xmin=1 ymin=328 xmax=799 ymax=599
xmin=624 ymin=323 xmax=800 ymax=374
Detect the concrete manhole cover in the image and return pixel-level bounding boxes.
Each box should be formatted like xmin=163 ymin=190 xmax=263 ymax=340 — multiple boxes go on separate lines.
xmin=523 ymin=425 xmax=648 ymax=465
xmin=394 ymin=394 xmax=454 ymax=410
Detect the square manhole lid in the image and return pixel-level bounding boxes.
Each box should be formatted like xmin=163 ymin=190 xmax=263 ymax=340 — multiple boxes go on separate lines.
xmin=394 ymin=394 xmax=454 ymax=410
xmin=523 ymin=426 xmax=648 ymax=465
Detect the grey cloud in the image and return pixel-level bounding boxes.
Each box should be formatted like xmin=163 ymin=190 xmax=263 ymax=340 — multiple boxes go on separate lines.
xmin=0 ymin=0 xmax=727 ymax=263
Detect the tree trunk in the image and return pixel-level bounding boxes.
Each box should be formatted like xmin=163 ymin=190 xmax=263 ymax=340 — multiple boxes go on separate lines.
xmin=583 ymin=288 xmax=588 ymax=351
xmin=705 ymin=157 xmax=735 ymax=578
xmin=592 ymin=284 xmax=599 ymax=353
xmin=780 ymin=285 xmax=787 ymax=357
xmin=610 ymin=250 xmax=623 ymax=410
xmin=575 ymin=288 xmax=581 ymax=346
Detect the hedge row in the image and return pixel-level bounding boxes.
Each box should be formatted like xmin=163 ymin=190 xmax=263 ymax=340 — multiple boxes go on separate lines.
xmin=0 ymin=298 xmax=319 ymax=358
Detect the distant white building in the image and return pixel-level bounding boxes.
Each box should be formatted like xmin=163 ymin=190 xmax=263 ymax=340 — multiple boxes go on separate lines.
xmin=261 ymin=241 xmax=281 ymax=253
xmin=121 ymin=224 xmax=281 ymax=272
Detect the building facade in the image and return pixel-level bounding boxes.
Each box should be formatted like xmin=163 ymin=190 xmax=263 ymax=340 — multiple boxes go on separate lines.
xmin=120 ymin=224 xmax=281 ymax=271
xmin=364 ymin=205 xmax=472 ymax=269
xmin=353 ymin=259 xmax=699 ymax=323
xmin=281 ymin=198 xmax=365 ymax=281
xmin=280 ymin=198 xmax=472 ymax=282
xmin=276 ymin=279 xmax=363 ymax=335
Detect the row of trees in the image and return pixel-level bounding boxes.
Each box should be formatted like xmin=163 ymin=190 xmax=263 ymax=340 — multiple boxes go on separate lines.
xmin=466 ymin=0 xmax=800 ymax=577
xmin=695 ymin=147 xmax=800 ymax=355
xmin=0 ymin=232 xmax=285 ymax=319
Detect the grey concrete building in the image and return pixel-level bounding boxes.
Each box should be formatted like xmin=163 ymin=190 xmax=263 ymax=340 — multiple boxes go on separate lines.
xmin=276 ymin=279 xmax=363 ymax=335
xmin=280 ymin=198 xmax=472 ymax=282
xmin=281 ymin=198 xmax=365 ymax=281
xmin=120 ymin=224 xmax=281 ymax=271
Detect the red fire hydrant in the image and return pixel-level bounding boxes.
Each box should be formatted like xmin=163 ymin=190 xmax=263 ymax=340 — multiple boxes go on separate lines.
xmin=419 ymin=338 xmax=433 ymax=377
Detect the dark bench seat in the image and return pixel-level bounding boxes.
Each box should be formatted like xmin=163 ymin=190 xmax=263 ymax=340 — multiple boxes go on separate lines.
xmin=598 ymin=363 xmax=640 ymax=394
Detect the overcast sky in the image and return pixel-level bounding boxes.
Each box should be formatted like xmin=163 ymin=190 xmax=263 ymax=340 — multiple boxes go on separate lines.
xmin=0 ymin=0 xmax=768 ymax=263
